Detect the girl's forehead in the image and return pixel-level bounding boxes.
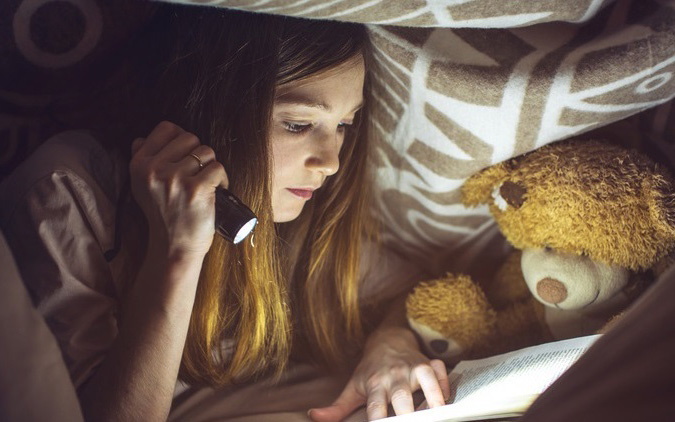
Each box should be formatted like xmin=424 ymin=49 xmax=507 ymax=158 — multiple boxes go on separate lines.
xmin=276 ymin=56 xmax=365 ymax=93
xmin=274 ymin=58 xmax=365 ymax=106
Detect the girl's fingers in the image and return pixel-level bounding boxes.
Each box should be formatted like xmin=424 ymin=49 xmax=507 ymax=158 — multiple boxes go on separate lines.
xmin=154 ymin=131 xmax=201 ymax=164
xmin=414 ymin=364 xmax=446 ymax=408
xmin=388 ymin=380 xmax=414 ymax=416
xmin=193 ymin=159 xmax=229 ymax=190
xmin=308 ymin=380 xmax=364 ymax=422
xmin=131 ymin=137 xmax=145 ymax=156
xmin=365 ymin=385 xmax=388 ymax=421
xmin=176 ymin=145 xmax=217 ymax=176
xmin=429 ymin=359 xmax=451 ymax=401
xmin=138 ymin=121 xmax=185 ymax=156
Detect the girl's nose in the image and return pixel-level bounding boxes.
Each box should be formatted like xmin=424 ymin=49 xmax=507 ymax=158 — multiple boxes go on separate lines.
xmin=306 ymin=135 xmax=340 ymax=176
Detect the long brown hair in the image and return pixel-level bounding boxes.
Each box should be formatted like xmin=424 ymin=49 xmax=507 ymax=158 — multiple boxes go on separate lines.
xmin=114 ymin=4 xmax=375 ymax=386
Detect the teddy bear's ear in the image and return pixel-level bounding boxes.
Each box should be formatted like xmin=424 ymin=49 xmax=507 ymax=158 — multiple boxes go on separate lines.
xmin=462 ymin=161 xmax=512 ymax=206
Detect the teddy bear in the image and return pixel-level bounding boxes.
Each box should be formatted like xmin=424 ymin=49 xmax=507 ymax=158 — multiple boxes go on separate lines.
xmin=406 ymin=139 xmax=675 ymax=364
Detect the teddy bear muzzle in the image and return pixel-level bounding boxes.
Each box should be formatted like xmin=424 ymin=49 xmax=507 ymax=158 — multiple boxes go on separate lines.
xmin=521 ymin=247 xmax=630 ymax=310
xmin=536 ymin=277 xmax=568 ymax=304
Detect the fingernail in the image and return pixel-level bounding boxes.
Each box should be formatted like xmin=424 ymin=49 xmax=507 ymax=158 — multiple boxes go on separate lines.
xmin=307 ymin=409 xmax=314 ymax=418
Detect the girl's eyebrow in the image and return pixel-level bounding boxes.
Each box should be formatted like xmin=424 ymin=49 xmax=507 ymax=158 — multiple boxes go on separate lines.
xmin=275 ymin=94 xmax=363 ymax=114
xmin=349 ymin=102 xmax=365 ymax=114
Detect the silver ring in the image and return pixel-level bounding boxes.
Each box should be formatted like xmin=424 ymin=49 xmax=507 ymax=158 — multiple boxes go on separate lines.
xmin=189 ymin=153 xmax=204 ymax=169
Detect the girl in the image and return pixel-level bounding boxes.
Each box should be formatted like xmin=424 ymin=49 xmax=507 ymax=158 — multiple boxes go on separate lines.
xmin=0 ymin=3 xmax=448 ymax=421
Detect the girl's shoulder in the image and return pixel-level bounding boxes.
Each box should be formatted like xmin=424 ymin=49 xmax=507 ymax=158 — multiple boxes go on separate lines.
xmin=0 ymin=130 xmax=127 ymax=224
xmin=0 ymin=132 xmax=131 ymax=387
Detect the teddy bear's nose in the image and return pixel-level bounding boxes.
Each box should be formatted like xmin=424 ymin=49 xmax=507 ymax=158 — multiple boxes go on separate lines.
xmin=536 ymin=278 xmax=568 ymax=304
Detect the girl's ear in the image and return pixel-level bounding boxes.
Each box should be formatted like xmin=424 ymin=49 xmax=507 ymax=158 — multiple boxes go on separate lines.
xmin=461 ymin=161 xmax=512 ymax=207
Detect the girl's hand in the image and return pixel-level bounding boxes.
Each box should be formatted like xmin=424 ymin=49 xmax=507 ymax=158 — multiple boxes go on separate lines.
xmin=129 ymin=121 xmax=228 ymax=261
xmin=309 ymin=326 xmax=450 ymax=421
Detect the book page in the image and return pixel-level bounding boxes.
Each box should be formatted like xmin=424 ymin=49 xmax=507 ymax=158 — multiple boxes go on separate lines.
xmin=448 ymin=334 xmax=599 ymax=405
xmin=376 ymin=334 xmax=600 ymax=422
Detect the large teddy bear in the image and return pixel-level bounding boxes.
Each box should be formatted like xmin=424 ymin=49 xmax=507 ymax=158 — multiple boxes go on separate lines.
xmin=407 ymin=139 xmax=675 ymax=363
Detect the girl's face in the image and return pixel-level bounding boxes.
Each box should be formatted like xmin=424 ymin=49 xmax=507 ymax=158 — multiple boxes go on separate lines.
xmin=270 ymin=56 xmax=365 ymax=223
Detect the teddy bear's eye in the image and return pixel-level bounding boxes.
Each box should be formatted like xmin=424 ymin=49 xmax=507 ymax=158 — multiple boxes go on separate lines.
xmin=499 ymin=181 xmax=527 ymax=209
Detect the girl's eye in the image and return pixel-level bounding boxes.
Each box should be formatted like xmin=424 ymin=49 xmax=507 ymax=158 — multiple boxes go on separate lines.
xmin=283 ymin=122 xmax=312 ymax=134
xmin=337 ymin=122 xmax=352 ymax=132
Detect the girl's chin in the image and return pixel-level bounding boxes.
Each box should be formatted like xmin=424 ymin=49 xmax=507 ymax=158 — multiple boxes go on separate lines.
xmin=272 ymin=204 xmax=304 ymax=223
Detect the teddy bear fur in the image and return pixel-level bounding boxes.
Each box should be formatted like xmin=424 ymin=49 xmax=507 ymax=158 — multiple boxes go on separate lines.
xmin=407 ymin=253 xmax=554 ymax=363
xmin=463 ymin=139 xmax=675 ymax=271
xmin=407 ymin=139 xmax=675 ymax=364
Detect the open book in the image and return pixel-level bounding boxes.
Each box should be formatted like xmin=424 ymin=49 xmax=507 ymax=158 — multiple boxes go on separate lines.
xmin=376 ymin=334 xmax=600 ymax=422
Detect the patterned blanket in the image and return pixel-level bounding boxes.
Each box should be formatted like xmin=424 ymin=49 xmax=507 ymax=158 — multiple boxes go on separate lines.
xmin=2 ymin=0 xmax=675 ymax=274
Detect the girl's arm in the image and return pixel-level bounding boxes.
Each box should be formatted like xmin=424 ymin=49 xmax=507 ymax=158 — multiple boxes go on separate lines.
xmin=78 ymin=121 xmax=228 ymax=421
xmin=78 ymin=245 xmax=203 ymax=421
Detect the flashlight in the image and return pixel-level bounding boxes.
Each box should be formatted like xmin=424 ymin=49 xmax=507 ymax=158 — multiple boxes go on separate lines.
xmin=214 ymin=187 xmax=257 ymax=244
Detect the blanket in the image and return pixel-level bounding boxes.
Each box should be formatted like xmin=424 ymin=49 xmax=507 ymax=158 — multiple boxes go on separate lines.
xmin=2 ymin=0 xmax=674 ymax=274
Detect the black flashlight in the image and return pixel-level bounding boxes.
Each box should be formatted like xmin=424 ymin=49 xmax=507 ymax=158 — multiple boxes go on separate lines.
xmin=214 ymin=187 xmax=257 ymax=244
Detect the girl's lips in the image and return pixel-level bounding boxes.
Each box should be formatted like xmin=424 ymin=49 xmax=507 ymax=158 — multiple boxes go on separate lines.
xmin=287 ymin=188 xmax=314 ymax=200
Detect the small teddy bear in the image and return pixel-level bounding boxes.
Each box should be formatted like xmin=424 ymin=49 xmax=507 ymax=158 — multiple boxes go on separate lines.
xmin=407 ymin=139 xmax=675 ymax=363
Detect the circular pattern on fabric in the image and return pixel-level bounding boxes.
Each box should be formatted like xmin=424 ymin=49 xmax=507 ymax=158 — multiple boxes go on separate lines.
xmin=30 ymin=1 xmax=86 ymax=55
xmin=636 ymin=73 xmax=673 ymax=94
xmin=12 ymin=0 xmax=102 ymax=69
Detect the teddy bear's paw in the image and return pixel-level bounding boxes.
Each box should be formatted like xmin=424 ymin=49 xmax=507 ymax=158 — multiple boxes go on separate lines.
xmin=406 ymin=274 xmax=498 ymax=360
xmin=407 ymin=317 xmax=464 ymax=363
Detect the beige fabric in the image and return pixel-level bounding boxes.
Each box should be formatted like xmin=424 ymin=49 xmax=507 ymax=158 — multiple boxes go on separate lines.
xmin=0 ymin=230 xmax=84 ymax=422
xmin=169 ymin=362 xmax=368 ymax=422
xmin=169 ymin=0 xmax=619 ymax=27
